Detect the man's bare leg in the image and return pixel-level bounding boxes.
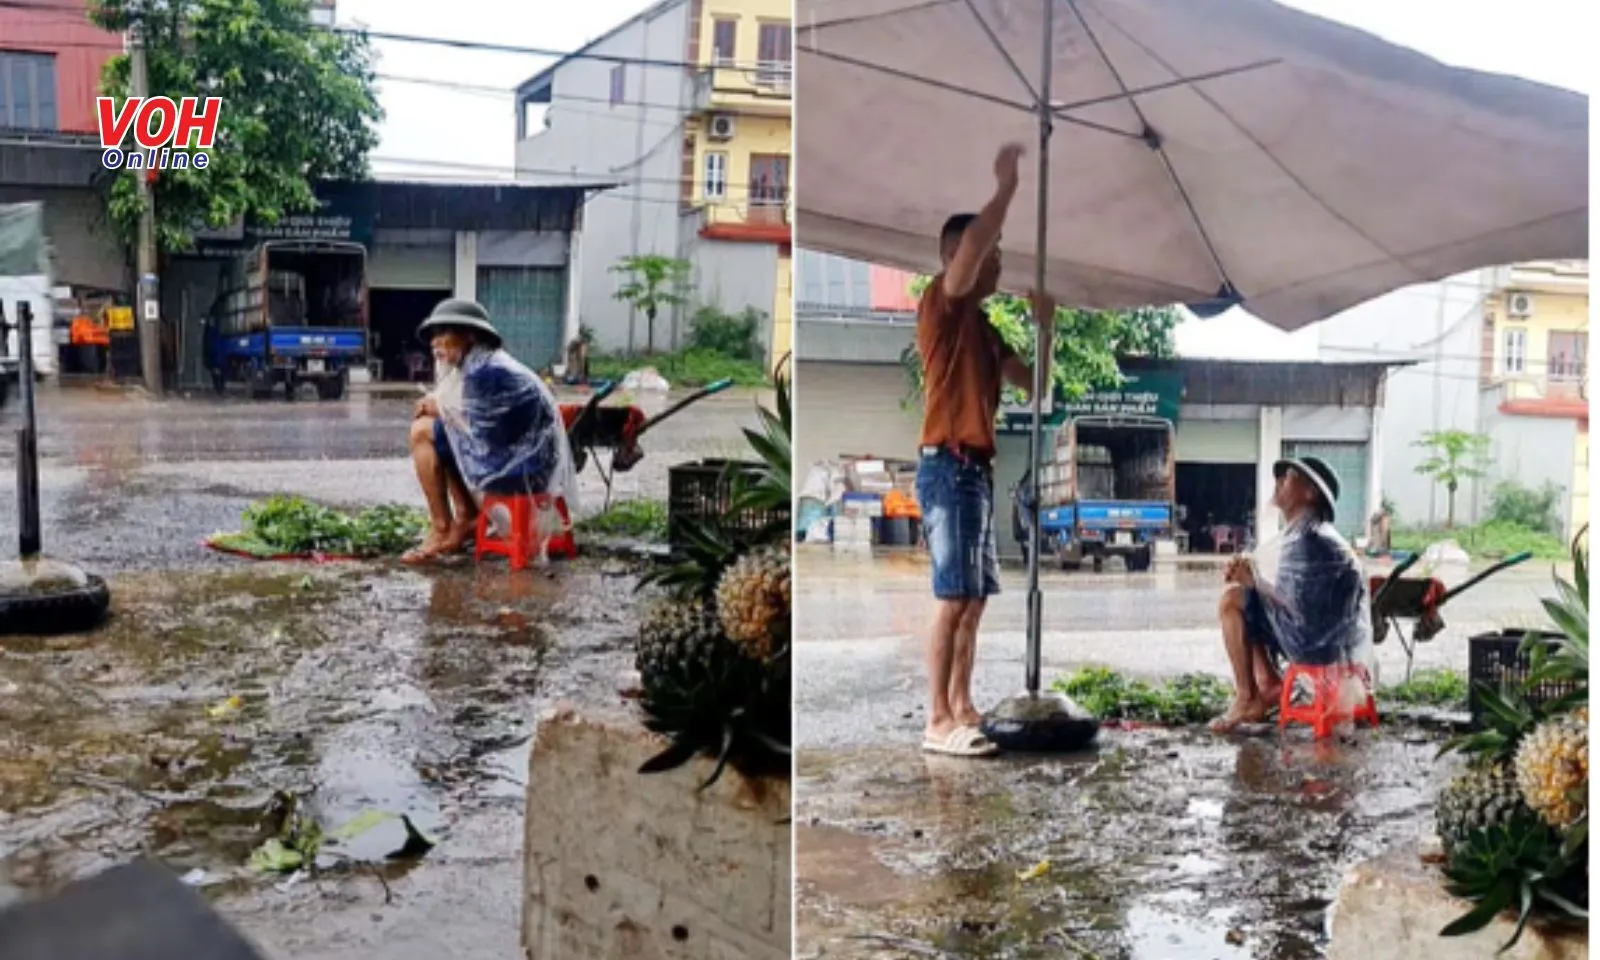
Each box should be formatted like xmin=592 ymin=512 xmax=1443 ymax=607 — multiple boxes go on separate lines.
xmin=925 ymin=599 xmax=969 ymax=742
xmin=436 ymin=465 xmax=479 ymax=553
xmin=1252 ymin=646 xmax=1283 ymax=706
xmin=404 ymin=416 xmax=453 ymax=563
xmin=1210 ymin=584 xmax=1270 ymax=732
xmin=949 ymin=599 xmax=987 ymax=728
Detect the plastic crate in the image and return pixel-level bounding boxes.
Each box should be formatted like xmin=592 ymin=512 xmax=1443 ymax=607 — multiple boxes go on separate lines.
xmin=666 ymin=458 xmax=788 ymax=550
xmin=1467 ymin=629 xmax=1578 ymax=727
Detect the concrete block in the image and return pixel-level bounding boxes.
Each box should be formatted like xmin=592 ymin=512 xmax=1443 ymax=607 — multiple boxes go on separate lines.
xmin=1328 ymin=846 xmax=1587 ymax=960
xmin=522 ymin=706 xmax=791 ymax=960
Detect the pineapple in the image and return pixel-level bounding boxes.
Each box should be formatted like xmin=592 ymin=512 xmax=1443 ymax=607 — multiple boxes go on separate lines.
xmin=1514 ymin=708 xmax=1588 ymax=829
xmin=1436 ymin=763 xmax=1532 ymax=855
xmin=635 ymin=598 xmax=730 ymax=679
xmin=715 ymin=546 xmax=790 ymax=661
xmin=631 ymin=368 xmax=792 ymax=790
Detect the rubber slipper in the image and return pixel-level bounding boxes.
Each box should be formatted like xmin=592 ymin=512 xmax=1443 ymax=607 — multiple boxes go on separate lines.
xmin=921 ymin=725 xmax=999 ymax=758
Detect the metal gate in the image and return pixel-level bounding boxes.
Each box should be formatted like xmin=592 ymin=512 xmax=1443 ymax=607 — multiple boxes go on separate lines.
xmin=1282 ymin=440 xmax=1369 ymax=539
xmin=475 ymin=266 xmax=567 ymax=370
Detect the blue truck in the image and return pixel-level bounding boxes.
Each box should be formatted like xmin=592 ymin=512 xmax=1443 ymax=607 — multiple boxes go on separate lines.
xmin=1012 ymin=413 xmax=1176 ymax=573
xmin=208 ymin=239 xmax=369 ymax=401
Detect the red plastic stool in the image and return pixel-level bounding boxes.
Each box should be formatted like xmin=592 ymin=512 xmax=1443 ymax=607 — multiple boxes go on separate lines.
xmin=474 ymin=493 xmax=577 ymax=570
xmin=1278 ymin=661 xmax=1379 ymax=739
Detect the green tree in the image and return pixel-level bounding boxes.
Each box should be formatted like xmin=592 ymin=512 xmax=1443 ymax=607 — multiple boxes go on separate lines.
xmin=899 ymin=276 xmax=1179 ymax=411
xmin=90 ymin=0 xmax=382 ymax=254
xmin=611 ymin=254 xmax=692 ymax=355
xmin=1413 ymin=429 xmax=1491 ymax=528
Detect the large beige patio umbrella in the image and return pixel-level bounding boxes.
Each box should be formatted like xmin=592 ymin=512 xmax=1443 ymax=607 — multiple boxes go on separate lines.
xmin=795 ymin=0 xmax=1588 ymax=742
xmin=797 ymin=0 xmax=1588 ymax=329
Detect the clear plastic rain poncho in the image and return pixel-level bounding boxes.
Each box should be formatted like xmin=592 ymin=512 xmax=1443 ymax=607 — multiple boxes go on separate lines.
xmin=1249 ymin=511 xmax=1378 ymax=701
xmin=432 ymin=345 xmax=580 ymax=517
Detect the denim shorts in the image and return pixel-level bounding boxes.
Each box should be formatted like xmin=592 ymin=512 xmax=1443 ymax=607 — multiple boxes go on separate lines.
xmin=916 ymin=449 xmax=1000 ymax=600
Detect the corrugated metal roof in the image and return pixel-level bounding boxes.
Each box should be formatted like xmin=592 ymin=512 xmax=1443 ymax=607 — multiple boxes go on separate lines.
xmin=316 ymin=178 xmax=612 ymax=233
xmin=1123 ymin=356 xmax=1406 ymax=407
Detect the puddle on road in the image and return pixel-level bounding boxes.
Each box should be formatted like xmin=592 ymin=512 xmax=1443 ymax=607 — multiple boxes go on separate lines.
xmin=0 ymin=558 xmax=643 ymax=912
xmin=797 ymin=730 xmax=1447 ymax=959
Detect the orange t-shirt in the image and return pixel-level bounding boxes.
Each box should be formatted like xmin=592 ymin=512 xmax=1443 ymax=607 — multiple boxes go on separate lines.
xmin=916 ymin=275 xmax=1012 ymax=458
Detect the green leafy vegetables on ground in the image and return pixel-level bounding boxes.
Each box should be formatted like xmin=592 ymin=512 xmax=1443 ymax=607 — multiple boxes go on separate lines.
xmin=1050 ymin=667 xmax=1232 ymax=725
xmin=1380 ymin=668 xmax=1469 ymax=708
xmin=218 ymin=496 xmax=428 ymax=557
xmin=577 ymin=499 xmax=669 ymax=542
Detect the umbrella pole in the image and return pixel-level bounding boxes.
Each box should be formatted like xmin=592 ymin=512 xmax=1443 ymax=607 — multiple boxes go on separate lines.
xmin=980 ymin=0 xmax=1096 ymax=753
xmin=1023 ymin=0 xmax=1054 ymax=697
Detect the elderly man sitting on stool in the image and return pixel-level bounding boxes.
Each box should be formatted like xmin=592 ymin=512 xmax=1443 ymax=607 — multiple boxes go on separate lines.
xmin=403 ymin=299 xmax=571 ymax=566
xmin=1210 ymin=455 xmax=1370 ymax=733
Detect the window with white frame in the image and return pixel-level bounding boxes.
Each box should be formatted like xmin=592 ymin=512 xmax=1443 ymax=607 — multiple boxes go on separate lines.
xmin=1502 ymin=327 xmax=1526 ymax=374
xmin=703 ymin=151 xmax=727 ymax=201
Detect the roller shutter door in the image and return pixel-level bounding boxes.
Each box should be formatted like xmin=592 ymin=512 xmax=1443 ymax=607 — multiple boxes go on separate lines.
xmin=1174 ymin=419 xmax=1258 ymax=464
xmin=476 ymin=266 xmax=568 ymax=370
xmin=794 ymin=361 xmax=922 ymax=471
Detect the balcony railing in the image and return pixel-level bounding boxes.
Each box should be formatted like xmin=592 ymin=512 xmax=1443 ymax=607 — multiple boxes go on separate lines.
xmin=689 ymin=63 xmax=793 ymax=112
xmin=747 ymin=201 xmax=788 ymax=225
xmin=754 ymin=61 xmax=792 ymax=93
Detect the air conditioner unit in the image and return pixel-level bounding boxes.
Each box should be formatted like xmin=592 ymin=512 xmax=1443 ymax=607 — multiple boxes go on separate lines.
xmin=1508 ymin=292 xmax=1533 ymax=317
xmin=707 ymin=114 xmax=736 ymax=141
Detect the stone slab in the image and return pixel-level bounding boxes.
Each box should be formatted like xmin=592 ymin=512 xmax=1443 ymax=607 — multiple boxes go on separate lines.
xmin=522 ymin=706 xmax=791 ymax=960
xmin=1328 ymin=846 xmax=1586 ymax=960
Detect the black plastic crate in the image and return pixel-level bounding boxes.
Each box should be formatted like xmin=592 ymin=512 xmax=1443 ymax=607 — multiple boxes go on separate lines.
xmin=667 ymin=458 xmax=789 ymax=551
xmin=1467 ymin=629 xmax=1578 ymax=727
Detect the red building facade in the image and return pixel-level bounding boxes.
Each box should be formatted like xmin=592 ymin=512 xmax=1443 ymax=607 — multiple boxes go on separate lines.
xmin=0 ymin=0 xmax=122 ymax=135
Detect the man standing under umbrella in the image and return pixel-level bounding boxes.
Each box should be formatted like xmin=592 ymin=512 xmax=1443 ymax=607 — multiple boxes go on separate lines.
xmin=915 ymin=143 xmax=1055 ymax=757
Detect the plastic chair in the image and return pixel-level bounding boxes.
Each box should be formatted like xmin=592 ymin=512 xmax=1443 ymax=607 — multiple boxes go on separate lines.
xmin=1278 ymin=661 xmax=1379 ymax=739
xmin=474 ymin=493 xmax=577 ymax=570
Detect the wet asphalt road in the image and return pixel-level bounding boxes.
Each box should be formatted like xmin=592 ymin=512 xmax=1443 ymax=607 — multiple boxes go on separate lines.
xmin=792 ymin=546 xmax=1560 ymax=958
xmin=794 ymin=546 xmax=1556 ymax=751
xmin=0 ymin=383 xmax=764 ymax=573
xmin=0 ymin=383 xmax=765 ymax=960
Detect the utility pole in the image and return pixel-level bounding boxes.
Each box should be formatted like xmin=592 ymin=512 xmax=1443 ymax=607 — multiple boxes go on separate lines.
xmin=130 ymin=22 xmax=163 ymax=397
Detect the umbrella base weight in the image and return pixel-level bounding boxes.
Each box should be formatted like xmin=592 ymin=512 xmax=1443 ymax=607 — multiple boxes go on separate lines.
xmin=982 ymin=691 xmax=1100 ymax=753
xmin=0 ymin=558 xmax=111 ymax=636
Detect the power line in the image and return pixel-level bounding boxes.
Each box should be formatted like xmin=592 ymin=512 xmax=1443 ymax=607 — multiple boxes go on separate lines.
xmin=372 ymin=153 xmax=788 ymax=194
xmin=343 ymin=27 xmax=791 ymax=76
xmin=3 ymin=6 xmax=796 ymax=75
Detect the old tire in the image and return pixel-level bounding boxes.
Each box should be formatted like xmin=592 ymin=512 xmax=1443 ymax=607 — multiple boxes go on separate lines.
xmin=1126 ymin=546 xmax=1153 ymax=573
xmin=0 ymin=575 xmax=111 ymax=636
xmin=249 ymin=369 xmax=273 ymax=400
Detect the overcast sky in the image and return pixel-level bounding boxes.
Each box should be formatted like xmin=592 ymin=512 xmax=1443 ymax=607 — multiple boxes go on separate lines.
xmin=342 ymin=0 xmax=1590 ymax=183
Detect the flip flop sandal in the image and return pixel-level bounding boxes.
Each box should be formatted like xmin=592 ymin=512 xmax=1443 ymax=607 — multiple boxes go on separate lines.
xmin=921 ymin=725 xmax=1000 ymax=758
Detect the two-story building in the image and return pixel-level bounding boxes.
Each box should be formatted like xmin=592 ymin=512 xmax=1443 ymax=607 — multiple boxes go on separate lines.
xmin=514 ymin=0 xmax=792 ymax=373
xmin=0 ymin=0 xmax=127 ymax=295
xmin=1479 ymin=261 xmax=1588 ymax=536
xmin=1309 ymin=261 xmax=1588 ymax=537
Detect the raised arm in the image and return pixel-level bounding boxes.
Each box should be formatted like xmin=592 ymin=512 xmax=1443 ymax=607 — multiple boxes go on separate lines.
xmin=943 ymin=143 xmax=1023 ymax=300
